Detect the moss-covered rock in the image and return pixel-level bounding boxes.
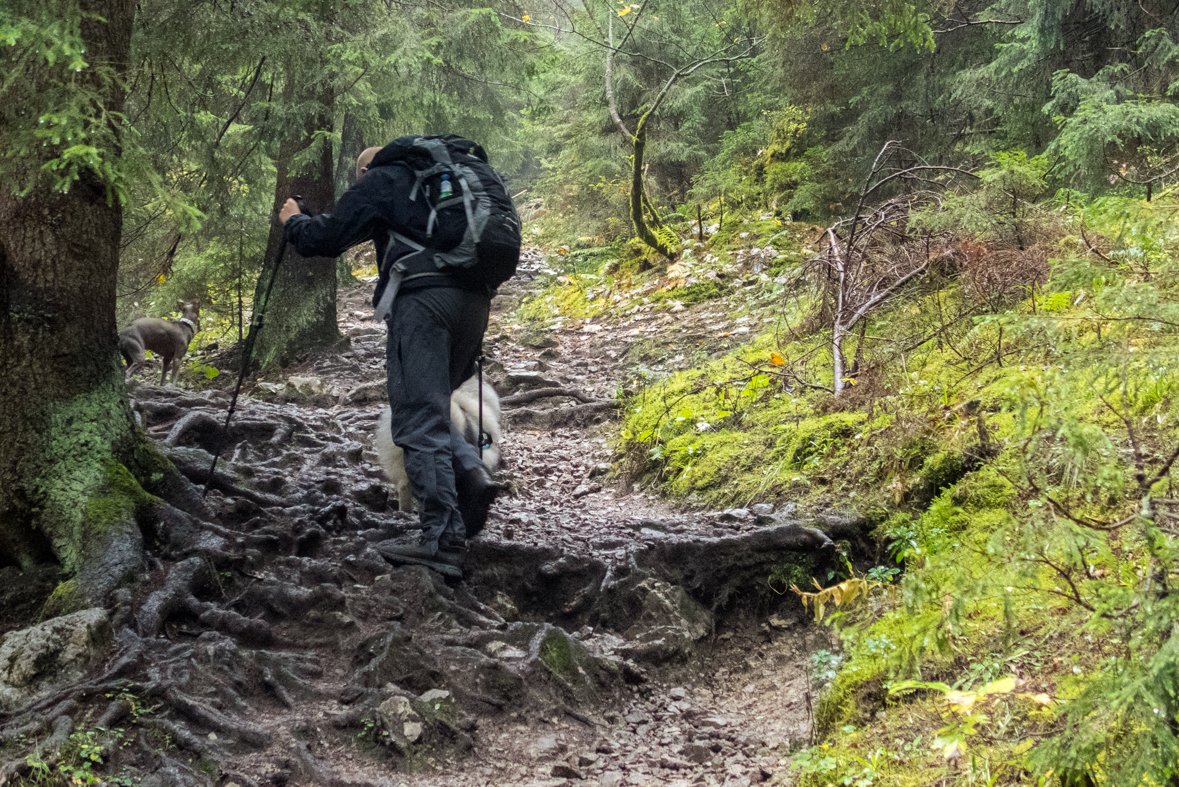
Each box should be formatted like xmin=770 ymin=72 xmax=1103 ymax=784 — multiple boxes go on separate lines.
xmin=527 ymin=624 xmax=621 ymax=706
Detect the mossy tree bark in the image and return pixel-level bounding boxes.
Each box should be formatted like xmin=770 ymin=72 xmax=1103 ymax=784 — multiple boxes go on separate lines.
xmin=250 ymin=84 xmax=342 ymax=371
xmin=629 ymin=115 xmax=674 ymax=259
xmin=0 ymin=0 xmax=152 ymax=602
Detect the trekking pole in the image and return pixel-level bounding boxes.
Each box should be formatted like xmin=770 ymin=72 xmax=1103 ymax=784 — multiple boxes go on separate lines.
xmin=203 ymin=196 xmax=306 ymax=498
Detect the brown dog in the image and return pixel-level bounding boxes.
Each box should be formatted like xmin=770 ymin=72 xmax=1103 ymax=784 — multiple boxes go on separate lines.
xmin=119 ymin=300 xmax=201 ymax=385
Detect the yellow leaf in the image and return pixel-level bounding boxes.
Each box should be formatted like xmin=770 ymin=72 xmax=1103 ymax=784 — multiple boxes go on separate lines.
xmin=522 ymin=13 xmax=530 ymax=21
xmin=1018 ymin=692 xmax=1055 ymax=706
xmin=618 ymin=6 xmax=630 ymax=14
xmin=770 ymin=352 xmax=786 ymax=365
xmin=157 ymin=274 xmax=166 ymax=284
xmin=944 ymin=690 xmax=979 ymax=712
xmin=981 ymin=676 xmax=1016 ymax=695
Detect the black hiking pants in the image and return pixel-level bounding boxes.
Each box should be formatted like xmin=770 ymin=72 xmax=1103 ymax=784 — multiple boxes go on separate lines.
xmin=385 ymin=286 xmax=491 ymax=546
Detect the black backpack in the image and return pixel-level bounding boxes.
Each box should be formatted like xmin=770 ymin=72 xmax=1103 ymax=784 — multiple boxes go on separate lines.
xmin=372 ymin=135 xmax=521 ymax=318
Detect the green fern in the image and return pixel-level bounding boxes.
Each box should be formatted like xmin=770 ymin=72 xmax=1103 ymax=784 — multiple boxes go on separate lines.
xmin=653 ymin=224 xmax=679 ymax=252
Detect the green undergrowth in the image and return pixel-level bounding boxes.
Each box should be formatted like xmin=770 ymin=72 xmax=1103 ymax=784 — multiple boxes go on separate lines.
xmin=515 ymin=216 xmax=812 ymax=330
xmin=606 ymin=191 xmax=1179 ymax=785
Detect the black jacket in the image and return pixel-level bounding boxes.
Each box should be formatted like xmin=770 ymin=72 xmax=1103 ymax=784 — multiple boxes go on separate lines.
xmin=283 ymin=143 xmax=482 ymax=307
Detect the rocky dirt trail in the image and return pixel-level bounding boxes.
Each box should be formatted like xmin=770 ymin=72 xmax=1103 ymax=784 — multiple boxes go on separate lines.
xmin=0 ymin=249 xmax=843 ymax=787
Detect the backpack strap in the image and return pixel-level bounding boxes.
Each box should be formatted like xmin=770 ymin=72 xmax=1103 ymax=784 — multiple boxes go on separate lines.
xmin=374 ymin=232 xmax=424 ymax=321
xmin=456 ymin=174 xmax=477 ymax=230
xmin=374 ymin=267 xmax=404 ymax=323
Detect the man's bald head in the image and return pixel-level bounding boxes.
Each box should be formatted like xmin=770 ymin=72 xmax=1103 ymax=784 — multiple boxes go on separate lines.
xmin=356 ymin=147 xmax=381 ymax=180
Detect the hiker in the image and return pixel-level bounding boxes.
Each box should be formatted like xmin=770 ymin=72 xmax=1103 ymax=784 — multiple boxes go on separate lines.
xmin=279 ymin=135 xmax=520 ymax=567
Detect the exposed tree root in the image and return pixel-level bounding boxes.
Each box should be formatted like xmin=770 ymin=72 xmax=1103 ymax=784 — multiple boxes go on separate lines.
xmin=0 ymin=378 xmax=853 ymax=787
xmin=500 ymin=387 xmax=604 ymax=407
xmin=504 ymin=401 xmax=621 ymax=430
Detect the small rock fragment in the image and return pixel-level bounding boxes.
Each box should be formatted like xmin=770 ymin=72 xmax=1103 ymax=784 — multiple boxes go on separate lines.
xmin=587 ymin=463 xmax=612 ymax=479
xmin=599 ymin=771 xmax=624 ymax=787
xmin=533 ymin=734 xmax=568 ymax=759
xmin=551 ymin=763 xmax=585 ymax=779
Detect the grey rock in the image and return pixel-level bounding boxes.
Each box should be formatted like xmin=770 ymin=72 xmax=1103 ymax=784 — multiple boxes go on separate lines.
xmin=418 ymin=688 xmax=451 ymax=704
xmin=552 ymin=763 xmax=585 ymax=779
xmin=614 ymin=579 xmax=713 ymax=664
xmin=533 ymin=734 xmax=568 ymax=759
xmin=698 ymin=716 xmax=730 ymax=729
xmin=587 ymin=463 xmax=613 ymax=479
xmin=348 ymin=326 xmax=384 ymax=338
xmin=344 ymin=380 xmax=387 ymax=404
xmin=573 ymin=482 xmax=602 ymax=499
xmin=0 ymin=608 xmax=113 ymax=711
xmin=139 ymin=764 xmax=207 ymax=787
xmin=750 ymin=503 xmax=774 ymax=516
xmin=681 ymin=743 xmax=713 ymax=764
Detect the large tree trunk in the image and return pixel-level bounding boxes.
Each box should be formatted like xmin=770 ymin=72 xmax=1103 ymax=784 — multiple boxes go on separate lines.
xmin=0 ymin=0 xmax=149 ymax=602
xmin=250 ymin=85 xmax=341 ymax=371
xmin=334 ymin=110 xmax=365 ymax=285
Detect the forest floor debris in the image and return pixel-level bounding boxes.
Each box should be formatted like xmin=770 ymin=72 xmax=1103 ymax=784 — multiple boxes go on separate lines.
xmin=0 ymin=248 xmax=841 ymax=787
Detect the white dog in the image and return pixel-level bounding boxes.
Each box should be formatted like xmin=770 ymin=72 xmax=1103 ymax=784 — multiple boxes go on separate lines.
xmin=375 ymin=376 xmax=503 ymax=513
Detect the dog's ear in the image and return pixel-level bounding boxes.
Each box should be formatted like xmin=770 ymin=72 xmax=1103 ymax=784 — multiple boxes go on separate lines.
xmin=176 ymin=300 xmax=185 ymax=312
xmin=193 ymin=299 xmax=200 ymax=310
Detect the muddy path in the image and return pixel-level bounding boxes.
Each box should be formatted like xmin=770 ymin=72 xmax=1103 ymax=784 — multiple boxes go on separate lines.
xmin=0 ymin=249 xmax=843 ymax=787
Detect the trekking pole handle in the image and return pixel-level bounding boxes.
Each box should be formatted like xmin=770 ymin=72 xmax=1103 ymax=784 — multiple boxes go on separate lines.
xmin=293 ymin=194 xmax=309 ymax=216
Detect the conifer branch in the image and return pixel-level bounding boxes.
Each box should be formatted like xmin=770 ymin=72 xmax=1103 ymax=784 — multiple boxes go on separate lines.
xmin=932 ymin=17 xmax=1024 ymax=34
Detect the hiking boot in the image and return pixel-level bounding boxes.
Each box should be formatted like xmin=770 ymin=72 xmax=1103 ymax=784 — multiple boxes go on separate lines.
xmin=435 ymin=544 xmax=466 ymax=568
xmin=456 ymin=464 xmax=503 ymax=539
xmin=376 ymin=536 xmax=463 ymax=578
xmin=439 ymin=534 xmax=467 ymax=552
xmin=376 ymin=535 xmax=438 ymax=561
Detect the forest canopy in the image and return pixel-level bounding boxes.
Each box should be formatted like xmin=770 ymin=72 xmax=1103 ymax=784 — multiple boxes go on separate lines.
xmin=6 ymin=0 xmax=1177 ymax=334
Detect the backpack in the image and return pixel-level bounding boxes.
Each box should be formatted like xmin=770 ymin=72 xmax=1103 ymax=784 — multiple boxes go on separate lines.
xmin=373 ymin=135 xmax=521 ymax=319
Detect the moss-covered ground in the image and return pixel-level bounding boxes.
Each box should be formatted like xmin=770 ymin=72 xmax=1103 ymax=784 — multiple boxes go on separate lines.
xmin=524 ymin=192 xmax=1179 ymax=785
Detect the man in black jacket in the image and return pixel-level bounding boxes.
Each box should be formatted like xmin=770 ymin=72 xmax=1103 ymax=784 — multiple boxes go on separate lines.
xmin=279 ymin=143 xmax=502 ymax=567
